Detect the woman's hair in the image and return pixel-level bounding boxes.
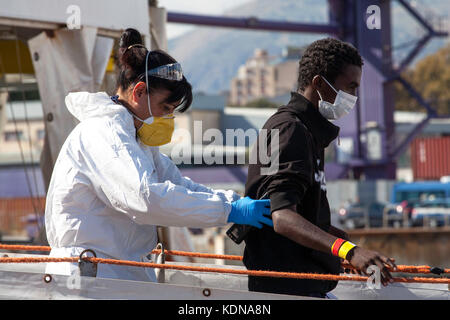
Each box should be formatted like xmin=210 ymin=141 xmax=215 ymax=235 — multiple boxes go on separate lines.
xmin=115 ymin=28 xmax=193 ymax=112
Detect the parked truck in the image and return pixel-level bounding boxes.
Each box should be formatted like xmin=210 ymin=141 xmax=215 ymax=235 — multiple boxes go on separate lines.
xmin=388 ymin=177 xmax=450 ymax=227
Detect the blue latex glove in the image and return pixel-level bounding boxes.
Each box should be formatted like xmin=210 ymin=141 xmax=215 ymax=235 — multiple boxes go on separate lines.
xmin=227 ymin=196 xmax=273 ymax=229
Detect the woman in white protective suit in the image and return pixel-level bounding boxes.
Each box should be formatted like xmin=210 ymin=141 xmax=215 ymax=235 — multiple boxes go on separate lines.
xmin=45 ymin=28 xmax=273 ymax=282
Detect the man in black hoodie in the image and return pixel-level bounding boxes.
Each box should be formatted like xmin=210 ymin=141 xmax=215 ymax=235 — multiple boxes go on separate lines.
xmin=243 ymin=38 xmax=397 ymax=298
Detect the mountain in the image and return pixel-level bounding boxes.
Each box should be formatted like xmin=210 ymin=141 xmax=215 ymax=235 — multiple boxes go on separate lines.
xmin=168 ymin=0 xmax=450 ymax=94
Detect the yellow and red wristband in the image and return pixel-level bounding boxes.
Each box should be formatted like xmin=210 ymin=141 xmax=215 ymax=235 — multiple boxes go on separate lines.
xmin=331 ymin=238 xmax=356 ymax=260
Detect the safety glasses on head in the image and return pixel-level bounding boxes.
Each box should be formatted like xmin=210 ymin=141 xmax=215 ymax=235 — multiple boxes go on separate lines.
xmin=142 ymin=51 xmax=183 ymax=119
xmin=126 ymin=46 xmax=183 ymax=82
xmin=145 ymin=63 xmax=183 ymax=81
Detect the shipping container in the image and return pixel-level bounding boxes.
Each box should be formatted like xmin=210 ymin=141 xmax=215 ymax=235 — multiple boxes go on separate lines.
xmin=411 ymin=136 xmax=450 ymax=180
xmin=0 ymin=197 xmax=45 ymax=236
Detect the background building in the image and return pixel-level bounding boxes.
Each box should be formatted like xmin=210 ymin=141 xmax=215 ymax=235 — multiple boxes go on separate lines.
xmin=229 ymin=47 xmax=302 ymax=106
xmin=0 ymin=100 xmax=45 ymax=165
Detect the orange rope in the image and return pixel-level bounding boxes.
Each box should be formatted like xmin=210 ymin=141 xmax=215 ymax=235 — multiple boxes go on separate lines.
xmin=0 ymin=244 xmax=51 ymax=252
xmin=0 ymin=244 xmax=242 ymax=260
xmin=150 ymin=249 xmax=243 ymax=261
xmin=340 ymin=262 xmax=450 ymax=274
xmin=1 ymin=243 xmax=449 ymax=275
xmin=1 ymin=256 xmax=449 ymax=284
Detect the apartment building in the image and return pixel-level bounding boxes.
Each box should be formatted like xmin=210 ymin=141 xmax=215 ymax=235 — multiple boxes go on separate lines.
xmin=0 ymin=99 xmax=45 ymax=165
xmin=229 ymin=47 xmax=302 ymax=106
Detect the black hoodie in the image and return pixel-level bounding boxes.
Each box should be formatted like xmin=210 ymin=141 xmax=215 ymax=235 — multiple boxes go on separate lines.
xmin=243 ymin=92 xmax=342 ymax=296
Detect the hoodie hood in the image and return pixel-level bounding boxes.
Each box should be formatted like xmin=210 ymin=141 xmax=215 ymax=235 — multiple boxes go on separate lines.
xmin=65 ymin=91 xmax=130 ymax=122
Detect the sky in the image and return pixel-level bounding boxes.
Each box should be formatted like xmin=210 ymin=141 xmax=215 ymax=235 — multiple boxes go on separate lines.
xmin=158 ymin=0 xmax=252 ymax=39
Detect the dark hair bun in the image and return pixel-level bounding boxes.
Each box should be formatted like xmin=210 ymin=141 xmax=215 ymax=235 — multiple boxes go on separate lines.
xmin=116 ymin=28 xmax=146 ymax=70
xmin=114 ymin=29 xmax=192 ymax=113
xmin=119 ymin=28 xmax=143 ymax=49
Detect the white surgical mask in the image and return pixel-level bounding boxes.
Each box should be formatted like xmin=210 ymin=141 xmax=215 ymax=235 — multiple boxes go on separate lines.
xmin=317 ymin=77 xmax=357 ymax=120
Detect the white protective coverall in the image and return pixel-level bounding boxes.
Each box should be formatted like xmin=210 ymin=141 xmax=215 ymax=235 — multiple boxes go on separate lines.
xmin=45 ymin=92 xmax=241 ymax=281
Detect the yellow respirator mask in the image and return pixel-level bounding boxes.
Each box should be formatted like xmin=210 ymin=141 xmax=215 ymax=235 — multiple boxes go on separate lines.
xmin=135 ymin=113 xmax=175 ymax=147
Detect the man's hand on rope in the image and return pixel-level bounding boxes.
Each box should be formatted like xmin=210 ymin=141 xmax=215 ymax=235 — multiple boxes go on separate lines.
xmin=345 ymin=247 xmax=397 ymax=286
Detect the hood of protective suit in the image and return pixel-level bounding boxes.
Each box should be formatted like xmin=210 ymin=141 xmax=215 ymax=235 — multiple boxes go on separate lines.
xmin=65 ymin=91 xmax=129 ymax=122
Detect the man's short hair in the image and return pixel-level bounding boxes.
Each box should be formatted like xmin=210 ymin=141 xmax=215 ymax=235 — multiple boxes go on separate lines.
xmin=297 ymin=38 xmax=363 ymax=91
